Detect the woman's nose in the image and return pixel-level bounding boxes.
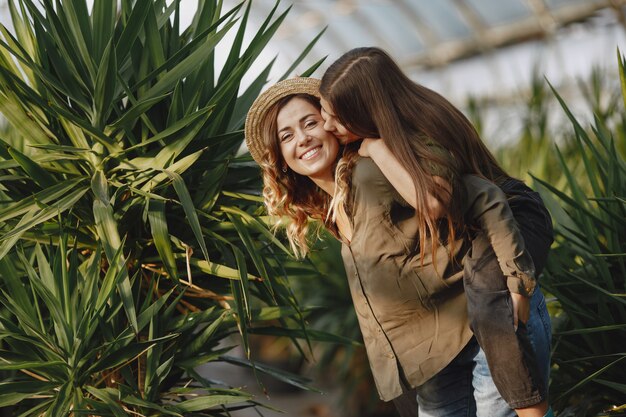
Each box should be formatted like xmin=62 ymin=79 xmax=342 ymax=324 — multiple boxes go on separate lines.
xmin=296 ymin=131 xmax=312 ymax=145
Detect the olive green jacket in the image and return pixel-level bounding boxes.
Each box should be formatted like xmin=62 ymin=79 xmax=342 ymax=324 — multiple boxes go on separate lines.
xmin=340 ymin=158 xmax=535 ymax=401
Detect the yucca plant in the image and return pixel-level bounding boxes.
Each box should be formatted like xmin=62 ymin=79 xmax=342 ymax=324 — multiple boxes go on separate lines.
xmin=0 ymin=0 xmax=340 ymax=414
xmin=535 ymin=50 xmax=626 ymax=416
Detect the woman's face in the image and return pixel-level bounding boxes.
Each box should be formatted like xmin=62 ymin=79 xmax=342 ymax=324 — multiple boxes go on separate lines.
xmin=277 ymin=97 xmax=340 ymax=182
xmin=320 ymin=97 xmax=360 ymax=144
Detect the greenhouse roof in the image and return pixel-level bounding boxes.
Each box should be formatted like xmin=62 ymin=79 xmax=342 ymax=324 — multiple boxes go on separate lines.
xmin=256 ymin=0 xmax=625 ymax=70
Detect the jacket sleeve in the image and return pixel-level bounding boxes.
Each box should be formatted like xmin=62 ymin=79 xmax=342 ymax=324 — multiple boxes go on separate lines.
xmin=462 ymin=175 xmax=536 ymax=296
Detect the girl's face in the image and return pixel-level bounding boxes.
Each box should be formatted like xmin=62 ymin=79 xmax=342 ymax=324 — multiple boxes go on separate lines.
xmin=320 ymin=97 xmax=360 ymax=144
xmin=277 ymin=97 xmax=340 ymax=182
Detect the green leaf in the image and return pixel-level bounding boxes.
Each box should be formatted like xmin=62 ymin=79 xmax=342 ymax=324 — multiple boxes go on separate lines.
xmin=176 ymin=393 xmax=252 ymax=412
xmin=221 ymin=355 xmax=319 ymax=392
xmin=0 ymin=381 xmax=58 ymax=407
xmin=113 ymin=106 xmax=212 ymax=161
xmin=93 ymin=39 xmax=118 ymax=129
xmin=183 ymin=257 xmax=260 ymax=281
xmin=0 ymin=359 xmax=66 ymax=370
xmin=115 ymin=0 xmax=152 ymax=63
xmin=107 ymin=93 xmax=170 ymax=132
xmin=118 ymin=393 xmax=183 ymax=416
xmin=554 ymin=355 xmax=626 ymax=401
xmin=148 ymin=199 xmax=179 ymax=281
xmin=0 ymin=178 xmax=85 ymax=223
xmin=45 ymin=379 xmax=73 ymax=417
xmin=91 ymin=0 xmax=116 ymax=61
xmin=182 ymin=311 xmax=227 ymax=356
xmin=279 ymin=26 xmax=327 ymax=80
xmin=88 ymin=334 xmax=177 ymax=374
xmin=0 ymin=186 xmax=89 ymax=244
xmin=226 ymin=210 xmax=275 ymax=298
xmin=142 ymin=20 xmax=238 ymax=101
xmin=91 ymin=171 xmax=138 ymax=332
xmin=250 ymin=326 xmax=361 ymax=345
xmin=7 ymin=146 xmax=56 ymax=189
xmin=164 ymin=170 xmax=209 ymax=263
xmin=84 ymin=387 xmax=127 ymax=417
xmin=618 ymin=48 xmax=626 ymax=112
xmin=94 ymin=238 xmax=128 ymax=314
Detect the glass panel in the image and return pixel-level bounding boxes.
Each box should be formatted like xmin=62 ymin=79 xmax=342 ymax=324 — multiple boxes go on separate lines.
xmin=359 ymin=4 xmax=424 ymax=54
xmin=545 ymin=0 xmax=589 ymax=8
xmin=405 ymin=0 xmax=472 ymax=41
xmin=327 ymin=14 xmax=381 ymax=49
xmin=465 ymin=0 xmax=531 ymax=25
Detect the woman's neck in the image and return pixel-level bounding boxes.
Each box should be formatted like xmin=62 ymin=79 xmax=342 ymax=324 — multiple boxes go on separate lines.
xmin=310 ymin=175 xmax=335 ymax=196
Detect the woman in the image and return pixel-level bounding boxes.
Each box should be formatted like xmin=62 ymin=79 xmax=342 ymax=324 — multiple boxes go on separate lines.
xmin=318 ymin=47 xmax=553 ymax=417
xmin=244 ymin=77 xmax=550 ymax=417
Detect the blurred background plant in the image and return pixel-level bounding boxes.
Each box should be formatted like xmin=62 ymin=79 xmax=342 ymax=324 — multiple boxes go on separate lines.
xmin=532 ymin=52 xmax=626 ymax=417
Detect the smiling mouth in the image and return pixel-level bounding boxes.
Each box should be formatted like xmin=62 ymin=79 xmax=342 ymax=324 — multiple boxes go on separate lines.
xmin=301 ymin=146 xmax=321 ymax=160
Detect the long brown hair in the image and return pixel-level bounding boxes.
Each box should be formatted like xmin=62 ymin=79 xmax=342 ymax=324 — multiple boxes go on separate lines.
xmin=320 ymin=47 xmax=509 ymax=262
xmin=259 ymin=93 xmax=339 ymax=258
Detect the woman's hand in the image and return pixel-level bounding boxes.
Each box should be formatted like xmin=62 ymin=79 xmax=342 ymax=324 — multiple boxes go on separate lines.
xmin=358 ymin=137 xmax=383 ymax=158
xmin=511 ymin=292 xmax=530 ymax=330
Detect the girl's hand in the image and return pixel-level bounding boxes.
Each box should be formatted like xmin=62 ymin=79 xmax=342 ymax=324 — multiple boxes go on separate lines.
xmin=358 ymin=137 xmax=382 ymax=158
xmin=511 ymin=292 xmax=530 ymax=330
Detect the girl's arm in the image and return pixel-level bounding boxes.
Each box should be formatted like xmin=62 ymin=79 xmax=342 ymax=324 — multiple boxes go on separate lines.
xmin=462 ymin=175 xmax=536 ymax=298
xmin=359 ymin=138 xmax=449 ymax=218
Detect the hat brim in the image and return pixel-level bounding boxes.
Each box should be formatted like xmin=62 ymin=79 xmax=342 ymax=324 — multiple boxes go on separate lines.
xmin=245 ymin=77 xmax=321 ymax=164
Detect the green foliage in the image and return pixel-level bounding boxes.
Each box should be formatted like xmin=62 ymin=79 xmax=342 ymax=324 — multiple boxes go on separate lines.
xmin=0 ymin=235 xmax=254 ymax=416
xmin=534 ymin=51 xmax=626 ymax=417
xmin=0 ymin=0 xmax=338 ymax=414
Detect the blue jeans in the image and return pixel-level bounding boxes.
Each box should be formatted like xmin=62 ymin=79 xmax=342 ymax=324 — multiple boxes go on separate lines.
xmin=414 ymin=288 xmax=552 ymax=417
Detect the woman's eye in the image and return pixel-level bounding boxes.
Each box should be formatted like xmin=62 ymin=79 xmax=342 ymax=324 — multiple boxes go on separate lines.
xmin=304 ymin=120 xmax=317 ymax=129
xmin=280 ymin=133 xmax=292 ymax=142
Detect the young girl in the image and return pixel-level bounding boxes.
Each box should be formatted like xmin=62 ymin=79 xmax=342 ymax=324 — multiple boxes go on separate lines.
xmin=245 ymin=77 xmax=552 ymax=417
xmin=318 ymin=47 xmax=553 ymax=417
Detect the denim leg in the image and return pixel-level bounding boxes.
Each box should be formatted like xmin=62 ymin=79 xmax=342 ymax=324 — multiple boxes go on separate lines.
xmin=473 ymin=346 xmax=516 ymax=417
xmin=526 ymin=286 xmax=552 ymax=398
xmin=415 ymin=339 xmax=478 ymax=417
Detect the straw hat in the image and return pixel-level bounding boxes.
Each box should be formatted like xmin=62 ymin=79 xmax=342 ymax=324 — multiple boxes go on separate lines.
xmin=245 ymin=77 xmax=321 ymax=164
